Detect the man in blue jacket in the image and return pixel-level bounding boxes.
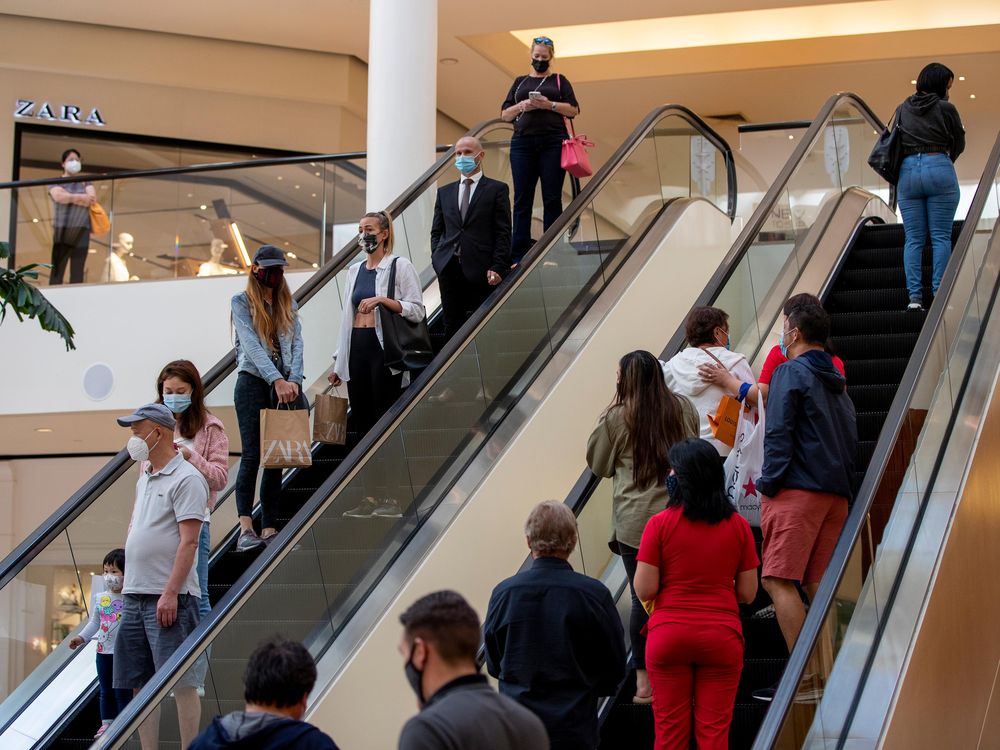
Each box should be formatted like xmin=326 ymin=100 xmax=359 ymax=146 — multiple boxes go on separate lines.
xmin=754 ymin=298 xmax=857 ymax=702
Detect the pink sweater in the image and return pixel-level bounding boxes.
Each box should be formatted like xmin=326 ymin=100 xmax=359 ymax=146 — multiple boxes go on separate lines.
xmin=140 ymin=413 xmax=229 ymax=511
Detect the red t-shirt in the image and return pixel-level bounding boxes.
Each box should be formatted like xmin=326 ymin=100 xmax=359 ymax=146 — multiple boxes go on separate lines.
xmin=637 ymin=506 xmax=759 ymax=634
xmin=759 ymin=344 xmax=846 ymax=385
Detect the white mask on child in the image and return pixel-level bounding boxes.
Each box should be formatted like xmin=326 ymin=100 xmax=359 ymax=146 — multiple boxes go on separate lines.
xmin=103 ymin=574 xmax=123 ymax=592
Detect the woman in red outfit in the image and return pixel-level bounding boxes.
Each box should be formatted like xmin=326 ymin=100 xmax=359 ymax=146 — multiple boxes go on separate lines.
xmin=634 ymin=438 xmax=759 ymax=750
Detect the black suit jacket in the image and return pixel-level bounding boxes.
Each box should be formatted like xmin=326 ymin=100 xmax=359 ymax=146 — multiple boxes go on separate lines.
xmin=431 ymin=175 xmax=512 ymax=282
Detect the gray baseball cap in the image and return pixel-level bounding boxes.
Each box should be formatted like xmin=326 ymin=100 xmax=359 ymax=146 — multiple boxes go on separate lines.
xmin=253 ymin=245 xmax=288 ymax=267
xmin=116 ymin=403 xmax=176 ymax=429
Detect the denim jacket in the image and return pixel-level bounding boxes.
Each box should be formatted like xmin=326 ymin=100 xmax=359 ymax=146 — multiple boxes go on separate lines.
xmin=231 ymin=292 xmax=304 ymax=385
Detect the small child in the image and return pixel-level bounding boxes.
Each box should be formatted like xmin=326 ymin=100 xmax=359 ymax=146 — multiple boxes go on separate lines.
xmin=68 ymin=548 xmax=130 ymax=739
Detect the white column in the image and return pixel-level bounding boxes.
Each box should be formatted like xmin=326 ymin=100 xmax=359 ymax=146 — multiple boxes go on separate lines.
xmin=366 ymin=0 xmax=438 ymax=212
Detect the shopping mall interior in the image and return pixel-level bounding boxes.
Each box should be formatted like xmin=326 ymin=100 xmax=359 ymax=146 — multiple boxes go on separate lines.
xmin=1 ymin=1 xmax=999 ymax=747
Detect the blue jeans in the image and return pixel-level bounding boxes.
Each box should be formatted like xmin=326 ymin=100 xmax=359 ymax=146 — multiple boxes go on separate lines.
xmin=897 ymin=153 xmax=960 ymax=301
xmin=197 ymin=521 xmax=211 ymax=619
xmin=95 ymin=653 xmax=131 ymax=722
xmin=510 ymin=134 xmax=566 ymax=262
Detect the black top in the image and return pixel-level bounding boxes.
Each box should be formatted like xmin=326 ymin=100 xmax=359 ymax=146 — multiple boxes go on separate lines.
xmin=758 ymin=350 xmax=858 ymax=500
xmin=351 ymin=265 xmax=377 ymax=309
xmin=483 ymin=557 xmax=626 ymax=750
xmin=398 ymin=674 xmax=548 ymax=750
xmin=898 ymin=92 xmax=966 ymax=162
xmin=501 ymin=74 xmax=579 ymax=137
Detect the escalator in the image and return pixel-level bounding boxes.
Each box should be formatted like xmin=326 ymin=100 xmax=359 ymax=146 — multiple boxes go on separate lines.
xmin=751 ymin=130 xmax=1000 ymax=749
xmin=0 ymin=107 xmax=737 ymax=749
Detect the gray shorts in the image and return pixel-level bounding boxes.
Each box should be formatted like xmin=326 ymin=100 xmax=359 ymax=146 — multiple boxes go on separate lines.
xmin=113 ymin=593 xmax=201 ymax=690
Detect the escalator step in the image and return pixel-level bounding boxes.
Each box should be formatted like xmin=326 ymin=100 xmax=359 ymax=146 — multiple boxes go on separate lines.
xmin=737 ymin=658 xmax=787 ymax=700
xmin=847 ymin=384 xmax=899 ymax=413
xmin=853 ymin=223 xmax=907 ymax=250
xmin=828 ymin=310 xmax=926 ymax=336
xmin=830 ymin=333 xmax=920 ymax=360
xmin=843 ymin=358 xmax=910 ymax=385
xmin=857 ymin=440 xmax=878 ymax=468
xmin=741 ymin=617 xmax=787 ymax=659
xmin=843 ymin=245 xmax=907 ymax=270
xmin=856 ymin=411 xmax=890 ymax=441
xmin=730 ymin=703 xmax=770 ymax=747
xmin=834 ymin=266 xmax=926 ymax=290
xmin=827 ymin=287 xmax=918 ymax=313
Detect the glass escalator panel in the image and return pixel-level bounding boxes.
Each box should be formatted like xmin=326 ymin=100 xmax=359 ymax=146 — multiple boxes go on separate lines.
xmin=101 ymin=107 xmax=736 ymax=748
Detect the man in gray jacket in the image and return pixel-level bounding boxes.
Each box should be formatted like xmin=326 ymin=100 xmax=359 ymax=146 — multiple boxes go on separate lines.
xmin=398 ymin=590 xmax=548 ymax=750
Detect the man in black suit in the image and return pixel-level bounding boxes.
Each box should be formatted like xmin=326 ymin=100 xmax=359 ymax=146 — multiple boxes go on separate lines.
xmin=431 ymin=136 xmax=512 ymax=341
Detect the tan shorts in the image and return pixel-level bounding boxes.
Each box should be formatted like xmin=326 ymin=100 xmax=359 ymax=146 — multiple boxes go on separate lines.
xmin=761 ymin=488 xmax=848 ymax=585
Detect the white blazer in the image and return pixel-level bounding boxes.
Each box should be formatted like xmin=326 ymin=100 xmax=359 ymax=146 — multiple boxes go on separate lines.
xmin=332 ymin=253 xmax=425 ymax=384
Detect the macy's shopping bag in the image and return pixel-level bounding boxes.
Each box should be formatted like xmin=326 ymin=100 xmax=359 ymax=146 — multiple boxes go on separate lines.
xmin=260 ymin=403 xmax=313 ymax=469
xmin=312 ymin=390 xmax=348 ymax=445
xmin=723 ymin=390 xmax=765 ymax=527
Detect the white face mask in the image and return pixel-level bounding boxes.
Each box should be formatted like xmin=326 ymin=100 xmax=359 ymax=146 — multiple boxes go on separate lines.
xmin=126 ymin=429 xmax=159 ymax=462
xmin=65 ymin=159 xmax=82 ymax=175
xmin=103 ymin=573 xmax=124 ymax=592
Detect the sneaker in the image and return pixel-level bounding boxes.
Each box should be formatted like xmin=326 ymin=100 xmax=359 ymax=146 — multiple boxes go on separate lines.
xmin=236 ymin=529 xmax=265 ymax=552
xmin=342 ymin=497 xmax=378 ymax=518
xmin=752 ymin=682 xmax=778 ymax=702
xmin=371 ymin=498 xmax=403 ymax=518
xmin=907 ymin=301 xmax=924 ymax=311
xmin=751 ymin=604 xmax=776 ymax=619
xmin=260 ymin=532 xmax=278 ymax=546
xmin=752 ymin=675 xmax=823 ymax=703
xmin=94 ymin=722 xmax=111 ymax=739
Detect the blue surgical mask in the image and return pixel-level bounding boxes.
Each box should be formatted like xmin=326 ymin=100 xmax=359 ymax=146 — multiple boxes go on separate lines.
xmin=164 ymin=394 xmax=192 ymax=414
xmin=455 ymin=155 xmax=477 ymax=174
xmin=779 ymin=329 xmax=795 ymax=358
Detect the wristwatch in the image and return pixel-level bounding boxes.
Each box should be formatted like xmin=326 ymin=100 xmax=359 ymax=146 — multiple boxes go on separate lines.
xmin=551 ymin=102 xmax=557 ymax=111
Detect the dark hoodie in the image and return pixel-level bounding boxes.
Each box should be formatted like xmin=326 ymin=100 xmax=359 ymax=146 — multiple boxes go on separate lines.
xmin=188 ymin=711 xmax=339 ymax=750
xmin=898 ymin=92 xmax=966 ymax=163
xmin=759 ymin=350 xmax=858 ymax=500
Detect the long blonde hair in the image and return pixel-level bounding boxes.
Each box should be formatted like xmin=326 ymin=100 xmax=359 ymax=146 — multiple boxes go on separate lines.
xmin=245 ymin=272 xmax=294 ymax=351
xmin=362 ymin=210 xmax=395 ymax=254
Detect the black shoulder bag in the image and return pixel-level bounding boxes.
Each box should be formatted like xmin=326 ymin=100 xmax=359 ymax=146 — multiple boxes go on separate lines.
xmin=867 ymin=105 xmax=905 ymax=184
xmin=379 ymin=257 xmax=434 ymax=371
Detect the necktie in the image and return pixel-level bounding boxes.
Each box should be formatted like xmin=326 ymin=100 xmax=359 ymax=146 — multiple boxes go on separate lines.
xmin=460 ymin=178 xmax=473 ymax=221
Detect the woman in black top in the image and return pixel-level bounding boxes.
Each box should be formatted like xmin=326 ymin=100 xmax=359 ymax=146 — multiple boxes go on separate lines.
xmin=500 ymin=37 xmax=580 ymax=263
xmin=895 ymin=62 xmax=966 ymax=311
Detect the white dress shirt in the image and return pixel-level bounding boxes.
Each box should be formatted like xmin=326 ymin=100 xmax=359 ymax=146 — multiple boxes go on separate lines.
xmin=457 ymin=169 xmax=484 ymax=209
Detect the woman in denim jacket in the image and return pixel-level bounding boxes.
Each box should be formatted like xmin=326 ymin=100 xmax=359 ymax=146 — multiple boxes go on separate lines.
xmin=231 ymin=245 xmax=305 ymax=551
xmin=329 ymin=210 xmax=425 ymax=518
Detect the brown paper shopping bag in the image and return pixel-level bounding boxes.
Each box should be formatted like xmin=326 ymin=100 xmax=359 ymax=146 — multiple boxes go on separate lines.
xmin=260 ymin=404 xmax=313 ymax=469
xmin=312 ymin=391 xmax=348 ymax=445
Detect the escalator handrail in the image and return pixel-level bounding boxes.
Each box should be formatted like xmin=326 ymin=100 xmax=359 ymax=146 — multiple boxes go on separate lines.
xmin=95 ymin=104 xmax=737 ymax=750
xmin=0 ymin=145 xmax=447 ymax=190
xmin=753 ymin=128 xmax=1000 ymax=748
xmin=0 ymin=117 xmax=511 ymax=592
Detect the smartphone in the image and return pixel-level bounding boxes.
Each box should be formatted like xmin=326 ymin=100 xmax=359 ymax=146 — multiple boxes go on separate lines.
xmin=528 ymin=91 xmax=542 ymax=100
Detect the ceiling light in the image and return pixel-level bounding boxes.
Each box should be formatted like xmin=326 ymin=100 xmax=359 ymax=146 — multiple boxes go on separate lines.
xmin=970 ymin=94 xmax=976 ymax=99
xmin=959 ymin=76 xmax=966 ymax=81
xmin=277 ymin=176 xmax=283 ymax=181
xmin=312 ymin=263 xmax=319 ymax=269
xmin=788 ymin=135 xmax=794 ymax=140
xmin=187 ymin=193 xmax=193 ymax=198
xmin=311 ymin=193 xmax=317 ymax=197
xmin=287 ymin=252 xmax=297 ymax=259
xmin=88 ymin=248 xmax=97 ymax=254
xmin=910 ymin=79 xmax=917 ymax=85
xmin=314 ymin=171 xmax=321 ymax=176
xmin=294 ymin=185 xmax=300 ymax=189
xmin=439 ymin=57 xmax=458 ymax=65
xmin=200 ymin=204 xmax=208 ymax=210
xmin=32 ymin=217 xmax=39 ymax=223
xmin=35 ymin=427 xmax=53 ymax=433
xmin=230 ymin=222 xmax=251 ymax=266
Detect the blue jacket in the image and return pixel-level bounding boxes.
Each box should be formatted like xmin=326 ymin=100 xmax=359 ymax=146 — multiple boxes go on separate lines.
xmin=758 ymin=350 xmax=858 ymax=500
xmin=188 ymin=711 xmax=339 ymax=750
xmin=231 ymin=293 xmax=304 ymax=385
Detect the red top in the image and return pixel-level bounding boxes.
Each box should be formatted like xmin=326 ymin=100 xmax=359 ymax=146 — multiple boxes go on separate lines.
xmin=759 ymin=344 xmax=846 ymax=385
xmin=637 ymin=506 xmax=759 ymax=635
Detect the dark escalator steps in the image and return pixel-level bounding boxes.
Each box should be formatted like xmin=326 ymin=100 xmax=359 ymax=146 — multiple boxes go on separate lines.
xmin=830 ymin=333 xmax=920 ymax=360
xmin=855 ymin=411 xmax=890 ymax=440
xmin=828 ymin=310 xmax=926 ymax=336
xmin=827 ymin=287 xmax=921 ymax=313
xmin=847 ymin=384 xmax=901 ymax=413
xmin=852 ymin=223 xmax=907 ymax=249
xmin=834 ymin=265 xmax=922 ymax=290
xmin=730 ymin=704 xmax=770 ymax=748
xmin=741 ymin=616 xmax=788 ymax=660
xmin=842 ymin=358 xmax=910 ymax=386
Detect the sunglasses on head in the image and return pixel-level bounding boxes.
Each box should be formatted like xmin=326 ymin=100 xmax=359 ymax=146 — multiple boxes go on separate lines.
xmin=533 ymin=36 xmax=553 ymax=45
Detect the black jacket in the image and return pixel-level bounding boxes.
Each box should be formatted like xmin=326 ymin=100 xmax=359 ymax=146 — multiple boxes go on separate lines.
xmin=188 ymin=711 xmax=339 ymax=750
xmin=483 ymin=557 xmax=626 ymax=750
xmin=431 ymin=175 xmax=512 ymax=282
xmin=898 ymin=92 xmax=966 ymax=162
xmin=758 ymin=350 xmax=858 ymax=500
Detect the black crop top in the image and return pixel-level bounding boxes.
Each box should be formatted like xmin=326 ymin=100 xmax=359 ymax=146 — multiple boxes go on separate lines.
xmin=352 ymin=265 xmax=377 ymax=309
xmin=501 ymin=74 xmax=579 ymax=138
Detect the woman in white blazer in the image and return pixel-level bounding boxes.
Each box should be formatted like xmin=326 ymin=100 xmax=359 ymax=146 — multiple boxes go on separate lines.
xmin=329 ymin=209 xmax=425 ymax=518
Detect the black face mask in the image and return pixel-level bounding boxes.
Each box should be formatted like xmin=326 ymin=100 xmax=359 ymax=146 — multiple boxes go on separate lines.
xmin=531 ymin=58 xmax=550 ymax=73
xmin=404 ymin=642 xmax=425 ymax=706
xmin=253 ymin=266 xmax=284 ymax=289
xmin=359 ymin=233 xmax=380 ymax=254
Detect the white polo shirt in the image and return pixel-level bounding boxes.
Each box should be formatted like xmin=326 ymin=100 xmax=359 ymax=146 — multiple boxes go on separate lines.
xmin=123 ymin=452 xmax=208 ymax=597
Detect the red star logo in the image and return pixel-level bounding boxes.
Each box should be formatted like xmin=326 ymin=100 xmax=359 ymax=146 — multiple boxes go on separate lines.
xmin=742 ymin=477 xmax=758 ymax=497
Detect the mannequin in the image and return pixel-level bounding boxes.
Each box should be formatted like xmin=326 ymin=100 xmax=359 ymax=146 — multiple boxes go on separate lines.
xmin=104 ymin=232 xmax=136 ymax=282
xmin=197 ymin=238 xmax=239 ymax=277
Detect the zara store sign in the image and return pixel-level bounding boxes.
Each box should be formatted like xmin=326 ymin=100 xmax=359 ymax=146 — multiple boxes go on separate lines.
xmin=14 ymin=99 xmax=106 ymax=127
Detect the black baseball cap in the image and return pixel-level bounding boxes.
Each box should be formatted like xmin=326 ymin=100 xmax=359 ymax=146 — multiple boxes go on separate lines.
xmin=253 ymin=245 xmax=288 ymax=267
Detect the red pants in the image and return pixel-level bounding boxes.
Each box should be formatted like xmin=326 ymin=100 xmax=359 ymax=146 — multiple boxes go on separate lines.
xmin=646 ymin=622 xmax=743 ymax=750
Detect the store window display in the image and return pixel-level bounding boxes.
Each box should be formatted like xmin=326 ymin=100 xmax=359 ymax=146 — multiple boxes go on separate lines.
xmin=104 ymin=232 xmax=138 ymax=282
xmin=198 ymin=239 xmax=240 ymax=277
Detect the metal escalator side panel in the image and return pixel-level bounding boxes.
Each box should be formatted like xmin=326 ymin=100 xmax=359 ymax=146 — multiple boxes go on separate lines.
xmin=307 ymin=200 xmax=733 ymax=749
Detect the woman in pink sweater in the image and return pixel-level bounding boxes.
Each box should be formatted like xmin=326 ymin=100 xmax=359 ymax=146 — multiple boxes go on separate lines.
xmin=155 ymin=359 xmax=230 ymax=620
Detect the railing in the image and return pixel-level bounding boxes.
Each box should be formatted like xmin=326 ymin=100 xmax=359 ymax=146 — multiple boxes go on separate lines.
xmin=93 ymin=104 xmax=737 ymax=749
xmin=754 ymin=129 xmax=1000 ymax=748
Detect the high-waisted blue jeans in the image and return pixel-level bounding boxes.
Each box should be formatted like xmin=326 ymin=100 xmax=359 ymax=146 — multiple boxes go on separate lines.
xmin=897 ymin=153 xmax=960 ymax=302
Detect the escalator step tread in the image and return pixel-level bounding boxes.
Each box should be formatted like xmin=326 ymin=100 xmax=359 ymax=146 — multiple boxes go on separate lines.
xmin=828 ymin=310 xmax=926 ymax=336
xmin=847 ymin=384 xmax=899 ymax=412
xmin=830 ymin=333 xmax=920 ymax=359
xmin=827 ymin=287 xmax=924 ymax=313
xmin=835 ymin=266 xmax=927 ymax=290
xmin=842 ymin=358 xmax=910 ymax=385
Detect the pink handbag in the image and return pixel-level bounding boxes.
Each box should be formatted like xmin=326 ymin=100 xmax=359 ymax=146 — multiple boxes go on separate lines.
xmin=561 ymin=115 xmax=594 ymax=178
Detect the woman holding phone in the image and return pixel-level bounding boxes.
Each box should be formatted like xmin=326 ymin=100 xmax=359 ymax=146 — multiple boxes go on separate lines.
xmin=500 ymin=36 xmax=580 ymax=263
